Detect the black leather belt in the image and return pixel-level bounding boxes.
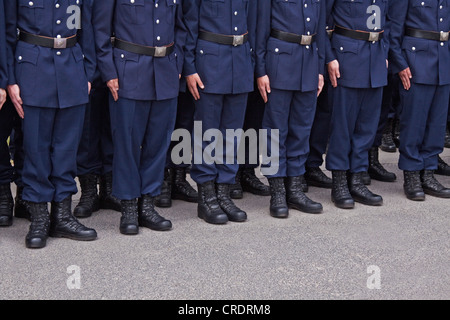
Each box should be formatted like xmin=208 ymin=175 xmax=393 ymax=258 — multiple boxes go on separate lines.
xmin=334 ymin=25 xmax=384 ymax=42
xmin=271 ymin=29 xmax=316 ymax=45
xmin=406 ymin=28 xmax=449 ymax=42
xmin=113 ymin=38 xmax=174 ymax=57
xmin=19 ymin=30 xmax=77 ymax=49
xmin=199 ymin=30 xmax=248 ymax=46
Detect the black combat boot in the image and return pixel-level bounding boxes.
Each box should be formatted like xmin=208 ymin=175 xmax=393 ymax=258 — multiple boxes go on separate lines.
xmin=268 ymin=178 xmax=289 ymax=218
xmin=155 ymin=169 xmax=173 ymax=208
xmin=14 ymin=187 xmax=31 ymax=221
xmin=349 ymin=172 xmax=383 ymax=206
xmin=74 ymin=174 xmax=100 ymax=218
xmin=445 ymin=124 xmax=450 ymax=148
xmin=229 ymin=169 xmax=243 ymax=199
xmin=285 ymin=176 xmax=323 ymax=214
xmin=305 ymin=167 xmax=332 ymax=189
xmin=0 ymin=184 xmax=14 ymax=227
xmin=436 ymin=156 xmax=450 ymax=176
xmin=368 ymin=147 xmax=397 ymax=182
xmin=331 ymin=171 xmax=355 ymax=209
xmin=421 ymin=170 xmax=450 ymax=198
xmin=99 ymin=172 xmax=121 ymax=212
xmin=380 ymin=118 xmax=397 ymax=153
xmin=361 ymin=171 xmax=371 ymax=185
xmin=171 ymin=167 xmax=198 ymax=203
xmin=216 ymin=184 xmax=247 ymax=222
xmin=240 ymin=168 xmax=270 ymax=196
xmin=25 ymin=202 xmax=50 ymax=249
xmin=138 ymin=194 xmax=172 ymax=231
xmin=393 ymin=118 xmax=400 ymax=148
xmin=120 ymin=199 xmax=139 ymax=235
xmin=403 ymin=171 xmax=425 ymax=201
xmin=197 ymin=180 xmax=228 ymax=224
xmin=49 ymin=196 xmax=98 ymax=241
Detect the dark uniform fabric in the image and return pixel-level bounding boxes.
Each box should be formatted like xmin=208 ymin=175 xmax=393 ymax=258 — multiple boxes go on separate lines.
xmin=389 ymin=0 xmax=450 ymax=171
xmin=184 ymin=0 xmax=257 ymax=185
xmin=94 ymin=0 xmax=186 ymax=200
xmin=5 ymin=0 xmax=96 ymax=203
xmin=76 ymin=72 xmax=114 ymax=177
xmin=257 ymin=0 xmax=326 ymax=178
xmin=325 ymin=0 xmax=389 ymax=173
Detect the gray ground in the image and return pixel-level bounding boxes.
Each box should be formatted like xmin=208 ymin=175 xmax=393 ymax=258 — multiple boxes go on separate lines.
xmin=0 ymin=149 xmax=449 ymax=300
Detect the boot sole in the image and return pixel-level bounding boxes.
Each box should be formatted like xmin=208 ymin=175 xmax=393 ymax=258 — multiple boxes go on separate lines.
xmin=332 ymin=199 xmax=355 ymax=209
xmin=139 ymin=222 xmax=173 ymax=231
xmin=352 ymin=197 xmax=383 ymax=206
xmin=423 ymin=189 xmax=450 ymax=199
xmin=380 ymin=146 xmax=397 ymax=153
xmin=288 ymin=203 xmax=323 ymax=214
xmin=197 ymin=210 xmax=228 ymax=225
xmin=49 ymin=232 xmax=97 ymax=241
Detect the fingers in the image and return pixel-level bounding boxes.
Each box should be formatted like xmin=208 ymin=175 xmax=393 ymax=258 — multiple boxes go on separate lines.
xmin=0 ymin=90 xmax=6 ymax=110
xmin=317 ymin=75 xmax=324 ymax=97
xmin=258 ymin=84 xmax=267 ymax=103
xmin=256 ymin=76 xmax=270 ymax=103
xmin=327 ymin=60 xmax=340 ymax=88
xmin=399 ymin=68 xmax=412 ymax=91
xmin=88 ymin=82 xmax=92 ymax=95
xmin=186 ymin=74 xmax=204 ymax=101
xmin=107 ymin=79 xmax=119 ymax=101
xmin=13 ymin=101 xmax=25 ymax=119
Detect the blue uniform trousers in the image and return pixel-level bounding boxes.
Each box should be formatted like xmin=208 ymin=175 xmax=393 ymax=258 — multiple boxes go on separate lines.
xmin=0 ymin=100 xmax=15 ymax=185
xmin=22 ymin=105 xmax=86 ymax=203
xmin=262 ymin=88 xmax=317 ymax=178
xmin=240 ymin=87 xmax=266 ymax=170
xmin=166 ymin=91 xmax=196 ymax=169
xmin=77 ymin=82 xmax=113 ymax=176
xmin=306 ymin=81 xmax=332 ymax=168
xmin=326 ymin=86 xmax=383 ymax=173
xmin=109 ymin=97 xmax=177 ymax=200
xmin=190 ymin=92 xmax=248 ymax=185
xmin=398 ymin=84 xmax=450 ymax=171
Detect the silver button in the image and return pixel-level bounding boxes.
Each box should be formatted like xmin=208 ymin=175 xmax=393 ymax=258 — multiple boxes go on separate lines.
xmin=56 ymin=51 xmax=61 ymax=56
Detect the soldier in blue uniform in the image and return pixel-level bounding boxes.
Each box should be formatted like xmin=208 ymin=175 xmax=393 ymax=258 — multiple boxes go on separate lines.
xmin=94 ymin=0 xmax=186 ymax=235
xmin=257 ymin=0 xmax=327 ymax=218
xmin=183 ymin=0 xmax=257 ymax=224
xmin=74 ymin=10 xmax=120 ymax=219
xmin=389 ymin=0 xmax=450 ymax=200
xmin=229 ymin=87 xmax=270 ymax=200
xmin=325 ymin=0 xmax=388 ymax=209
xmin=155 ymin=82 xmax=198 ymax=209
xmin=0 ymin=0 xmax=13 ymax=226
xmin=5 ymin=0 xmax=98 ymax=248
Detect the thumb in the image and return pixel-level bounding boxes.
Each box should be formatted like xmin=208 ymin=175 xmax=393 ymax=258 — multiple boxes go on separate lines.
xmin=197 ymin=77 xmax=205 ymax=90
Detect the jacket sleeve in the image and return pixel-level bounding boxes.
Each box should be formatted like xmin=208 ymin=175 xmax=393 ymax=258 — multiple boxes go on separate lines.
xmin=388 ymin=0 xmax=409 ymax=74
xmin=255 ymin=0 xmax=270 ymax=78
xmin=175 ymin=0 xmax=187 ymax=75
xmin=316 ymin=0 xmax=327 ymax=76
xmin=182 ymin=0 xmax=201 ymax=77
xmin=4 ymin=0 xmax=18 ymax=86
xmin=0 ymin=0 xmax=8 ymax=89
xmin=325 ymin=0 xmax=336 ymax=64
xmin=247 ymin=0 xmax=257 ymax=71
xmin=93 ymin=0 xmax=117 ymax=82
xmin=79 ymin=0 xmax=97 ymax=83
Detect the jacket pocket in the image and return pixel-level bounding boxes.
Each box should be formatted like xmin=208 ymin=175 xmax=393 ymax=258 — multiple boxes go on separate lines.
xmin=114 ymin=49 xmax=140 ymax=91
xmin=119 ymin=0 xmax=146 ymax=25
xmin=15 ymin=45 xmax=40 ymax=97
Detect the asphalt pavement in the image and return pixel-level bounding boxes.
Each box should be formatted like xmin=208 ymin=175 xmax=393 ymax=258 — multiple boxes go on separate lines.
xmin=0 ymin=149 xmax=449 ymax=300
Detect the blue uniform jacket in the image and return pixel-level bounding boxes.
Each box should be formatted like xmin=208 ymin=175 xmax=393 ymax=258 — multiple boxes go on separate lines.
xmin=256 ymin=0 xmax=327 ymax=93
xmin=0 ymin=0 xmax=7 ymax=89
xmin=94 ymin=0 xmax=187 ymax=102
xmin=183 ymin=0 xmax=257 ymax=95
xmin=0 ymin=0 xmax=8 ymax=89
xmin=326 ymin=0 xmax=389 ymax=88
xmin=388 ymin=0 xmax=450 ymax=86
xmin=5 ymin=0 xmax=96 ymax=109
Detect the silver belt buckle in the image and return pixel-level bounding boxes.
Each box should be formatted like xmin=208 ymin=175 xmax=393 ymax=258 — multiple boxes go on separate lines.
xmin=154 ymin=46 xmax=167 ymax=57
xmin=301 ymin=35 xmax=313 ymax=45
xmin=54 ymin=37 xmax=67 ymax=49
xmin=233 ymin=35 xmax=244 ymax=46
xmin=440 ymin=31 xmax=449 ymax=42
xmin=369 ymin=32 xmax=380 ymax=42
